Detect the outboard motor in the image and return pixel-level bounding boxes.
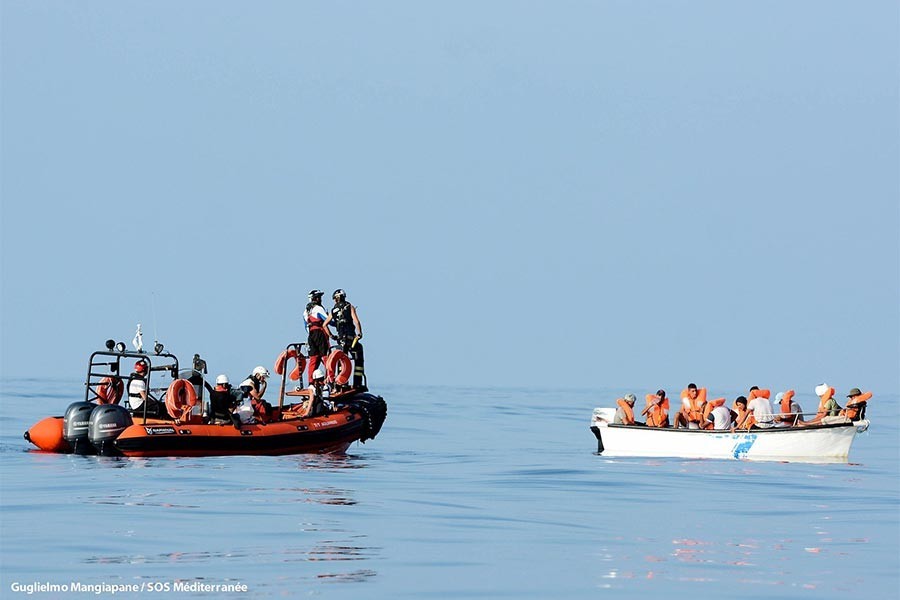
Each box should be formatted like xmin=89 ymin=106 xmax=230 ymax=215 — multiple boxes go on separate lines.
xmin=63 ymin=402 xmax=98 ymax=455
xmin=349 ymin=393 xmax=388 ymax=442
xmin=88 ymin=404 xmax=133 ymax=456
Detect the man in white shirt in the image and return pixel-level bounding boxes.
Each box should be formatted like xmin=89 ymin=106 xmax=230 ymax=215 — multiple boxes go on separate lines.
xmin=748 ymin=393 xmax=776 ymax=428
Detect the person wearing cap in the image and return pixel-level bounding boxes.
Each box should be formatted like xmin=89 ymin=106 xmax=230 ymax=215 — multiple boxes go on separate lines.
xmin=203 ymin=374 xmax=239 ymax=422
xmin=642 ymin=390 xmax=669 ymax=428
xmin=127 ymin=360 xmax=166 ymax=417
xmin=323 ymin=289 xmax=365 ymax=388
xmin=774 ymin=390 xmax=804 ymax=427
xmin=614 ymin=393 xmax=639 ymax=425
xmin=303 ymin=290 xmax=331 ymax=386
xmin=840 ymin=388 xmax=873 ymax=421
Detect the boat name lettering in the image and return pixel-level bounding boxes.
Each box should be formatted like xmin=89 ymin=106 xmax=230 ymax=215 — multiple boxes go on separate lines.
xmin=313 ymin=420 xmax=338 ymax=429
xmin=144 ymin=426 xmax=177 ymax=435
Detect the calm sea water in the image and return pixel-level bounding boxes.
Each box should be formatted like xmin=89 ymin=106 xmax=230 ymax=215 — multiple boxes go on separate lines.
xmin=1 ymin=379 xmax=898 ymax=599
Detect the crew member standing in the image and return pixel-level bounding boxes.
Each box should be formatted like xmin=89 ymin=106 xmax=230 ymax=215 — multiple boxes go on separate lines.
xmin=323 ymin=288 xmax=365 ymax=388
xmin=304 ymin=290 xmax=330 ymax=385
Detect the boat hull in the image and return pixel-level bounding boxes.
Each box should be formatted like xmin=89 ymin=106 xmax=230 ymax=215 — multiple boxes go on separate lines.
xmin=591 ymin=408 xmax=868 ymax=462
xmin=25 ymin=393 xmax=387 ymax=458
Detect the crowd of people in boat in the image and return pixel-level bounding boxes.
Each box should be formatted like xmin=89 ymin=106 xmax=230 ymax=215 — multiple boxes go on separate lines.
xmin=122 ymin=288 xmax=365 ymax=428
xmin=613 ymin=383 xmax=873 ymax=430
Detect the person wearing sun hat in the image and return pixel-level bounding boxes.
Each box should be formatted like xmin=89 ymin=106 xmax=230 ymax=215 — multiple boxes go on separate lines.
xmin=840 ymin=388 xmax=873 ymax=421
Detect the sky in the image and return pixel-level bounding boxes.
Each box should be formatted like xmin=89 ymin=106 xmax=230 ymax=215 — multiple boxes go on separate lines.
xmin=2 ymin=1 xmax=898 ymax=396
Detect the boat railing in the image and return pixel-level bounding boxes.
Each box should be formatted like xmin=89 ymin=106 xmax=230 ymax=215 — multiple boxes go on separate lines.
xmin=277 ymin=342 xmax=307 ymax=411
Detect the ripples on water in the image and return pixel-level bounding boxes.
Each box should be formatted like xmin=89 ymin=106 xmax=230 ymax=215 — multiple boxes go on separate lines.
xmin=1 ymin=380 xmax=898 ymax=599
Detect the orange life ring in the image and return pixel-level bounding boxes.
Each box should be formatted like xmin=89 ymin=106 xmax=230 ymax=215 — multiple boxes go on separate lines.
xmin=165 ymin=378 xmax=198 ymax=419
xmin=325 ymin=350 xmax=352 ymax=386
xmin=275 ymin=348 xmax=306 ymax=382
xmin=97 ymin=376 xmax=124 ymax=405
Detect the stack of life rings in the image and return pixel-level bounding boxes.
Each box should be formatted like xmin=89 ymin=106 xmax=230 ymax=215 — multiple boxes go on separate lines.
xmin=275 ymin=347 xmax=352 ymax=386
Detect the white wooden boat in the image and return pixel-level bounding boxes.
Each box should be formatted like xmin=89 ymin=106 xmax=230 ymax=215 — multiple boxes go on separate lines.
xmin=590 ymin=408 xmax=870 ymax=462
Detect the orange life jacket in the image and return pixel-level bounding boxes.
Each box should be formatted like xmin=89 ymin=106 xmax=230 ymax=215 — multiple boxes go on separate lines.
xmin=749 ymin=388 xmax=771 ymax=400
xmin=816 ymin=387 xmax=836 ymax=414
xmin=841 ymin=391 xmax=872 ymax=420
xmin=644 ymin=394 xmax=668 ymax=428
xmin=680 ymin=387 xmax=707 ymax=421
xmin=616 ymin=398 xmax=635 ymax=425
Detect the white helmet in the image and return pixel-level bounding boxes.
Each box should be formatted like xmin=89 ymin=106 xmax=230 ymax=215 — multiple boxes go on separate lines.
xmin=312 ymin=367 xmax=326 ymax=381
xmin=252 ymin=366 xmax=270 ymax=379
xmin=215 ymin=374 xmax=229 ymax=385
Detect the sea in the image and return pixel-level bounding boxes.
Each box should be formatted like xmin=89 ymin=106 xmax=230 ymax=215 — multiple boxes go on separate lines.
xmin=1 ymin=379 xmax=898 ymax=599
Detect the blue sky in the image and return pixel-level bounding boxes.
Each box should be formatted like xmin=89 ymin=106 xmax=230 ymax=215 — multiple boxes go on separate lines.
xmin=2 ymin=1 xmax=898 ymax=395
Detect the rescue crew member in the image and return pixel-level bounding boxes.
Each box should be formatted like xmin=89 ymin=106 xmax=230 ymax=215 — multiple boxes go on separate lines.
xmin=203 ymin=374 xmax=239 ymax=422
xmin=323 ymin=289 xmax=365 ymax=388
xmin=127 ymin=360 xmax=165 ymax=417
xmin=235 ymin=366 xmax=273 ymax=425
xmin=304 ymin=290 xmax=331 ymax=385
xmin=841 ymin=388 xmax=873 ymax=421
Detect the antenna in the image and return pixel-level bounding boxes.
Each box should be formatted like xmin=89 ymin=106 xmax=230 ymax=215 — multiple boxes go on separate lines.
xmin=151 ymin=292 xmax=160 ymax=348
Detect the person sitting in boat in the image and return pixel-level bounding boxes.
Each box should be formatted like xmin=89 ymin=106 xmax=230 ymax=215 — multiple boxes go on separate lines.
xmin=706 ymin=398 xmax=734 ymax=430
xmin=774 ymin=390 xmax=804 ymax=427
xmin=804 ymin=383 xmax=848 ymax=426
xmin=733 ymin=396 xmax=752 ymax=429
xmin=840 ymin=388 xmax=872 ymax=421
xmin=641 ymin=390 xmax=669 ymax=428
xmin=203 ymin=374 xmax=239 ymax=422
xmin=614 ymin=394 xmax=639 ymax=425
xmin=127 ymin=360 xmax=167 ymax=418
xmin=323 ymin=288 xmax=365 ymax=388
xmin=673 ymin=383 xmax=707 ymax=429
xmin=307 ymin=366 xmax=332 ymax=417
xmin=304 ymin=290 xmax=331 ymax=387
xmin=747 ymin=389 xmax=776 ymax=428
xmin=235 ymin=366 xmax=275 ymax=426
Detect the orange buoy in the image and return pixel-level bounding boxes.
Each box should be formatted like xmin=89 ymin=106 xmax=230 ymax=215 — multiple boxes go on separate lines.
xmin=25 ymin=416 xmax=72 ymax=452
xmin=165 ymin=379 xmax=198 ymax=420
xmin=97 ymin=376 xmax=124 ymax=405
xmin=326 ymin=350 xmax=352 ymax=386
xmin=275 ymin=348 xmax=306 ymax=382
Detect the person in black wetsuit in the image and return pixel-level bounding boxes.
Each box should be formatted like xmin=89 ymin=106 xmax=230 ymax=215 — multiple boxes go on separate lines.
xmin=323 ymin=289 xmax=365 ymax=388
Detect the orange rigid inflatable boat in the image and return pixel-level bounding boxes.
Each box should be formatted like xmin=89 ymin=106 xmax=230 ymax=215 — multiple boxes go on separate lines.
xmin=25 ymin=341 xmax=387 ymax=458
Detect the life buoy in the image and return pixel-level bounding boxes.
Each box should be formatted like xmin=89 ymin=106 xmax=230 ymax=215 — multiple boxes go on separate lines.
xmin=97 ymin=377 xmax=124 ymax=405
xmin=165 ymin=379 xmax=198 ymax=420
xmin=275 ymin=348 xmax=306 ymax=381
xmin=325 ymin=350 xmax=352 ymax=386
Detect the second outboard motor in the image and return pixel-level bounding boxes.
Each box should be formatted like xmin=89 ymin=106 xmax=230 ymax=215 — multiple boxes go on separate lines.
xmin=89 ymin=404 xmax=133 ymax=456
xmin=63 ymin=402 xmax=97 ymax=455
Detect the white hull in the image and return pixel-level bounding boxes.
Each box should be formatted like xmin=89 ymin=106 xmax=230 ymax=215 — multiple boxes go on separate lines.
xmin=590 ymin=408 xmax=869 ymax=462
